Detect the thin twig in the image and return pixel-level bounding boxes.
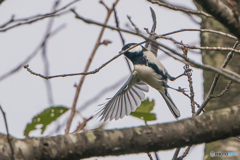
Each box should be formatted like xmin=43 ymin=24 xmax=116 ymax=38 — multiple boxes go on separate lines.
xmin=144 ymin=121 xmax=153 ymax=160
xmin=99 ymin=0 xmax=109 ymax=11
xmin=147 ymin=0 xmax=212 ymax=18
xmin=162 ymin=29 xmax=238 ymax=40
xmin=0 ymin=105 xmax=14 ymax=160
xmin=181 ymin=92 xmax=202 ymax=110
xmin=113 ymin=8 xmax=132 ymax=72
xmin=23 ymin=42 xmax=144 ymax=79
xmin=196 ymin=41 xmax=239 ymax=115
xmin=0 ymin=0 xmax=79 ymax=32
xmin=147 ymin=152 xmax=153 ymax=160
xmin=41 ymin=0 xmax=60 ymax=105
xmin=127 ymin=16 xmax=140 ymax=34
xmin=172 ymin=148 xmax=180 ymax=160
xmin=213 ymin=81 xmax=232 ymax=98
xmin=157 ymin=35 xmax=240 ymax=53
xmin=154 ymin=152 xmax=160 ymax=160
xmin=177 ymin=146 xmax=193 ymax=160
xmin=65 ymin=0 xmax=119 ymax=134
xmin=0 ymin=24 xmax=66 ymax=82
xmin=72 ymin=116 xmax=93 ymax=133
xmin=0 ymin=11 xmax=69 ymax=33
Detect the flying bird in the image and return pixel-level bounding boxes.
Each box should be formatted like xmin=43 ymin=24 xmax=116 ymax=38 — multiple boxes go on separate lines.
xmin=98 ymin=43 xmax=188 ymax=121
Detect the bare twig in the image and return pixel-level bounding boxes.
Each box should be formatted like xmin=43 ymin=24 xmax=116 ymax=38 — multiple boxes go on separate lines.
xmin=0 ymin=11 xmax=69 ymax=33
xmin=41 ymin=0 xmax=60 ymax=105
xmin=196 ymin=41 xmax=239 ymax=115
xmin=172 ymin=148 xmax=180 ymax=160
xmin=147 ymin=0 xmax=212 ymax=18
xmin=113 ymin=9 xmax=125 ymax=45
xmin=99 ymin=0 xmax=109 ymax=11
xmin=0 ymin=105 xmax=14 ymax=160
xmin=154 ymin=152 xmax=160 ymax=160
xmin=144 ymin=121 xmax=154 ymax=160
xmin=177 ymin=146 xmax=193 ymax=160
xmin=212 ymin=81 xmax=232 ymax=98
xmin=157 ymin=35 xmax=240 ymax=53
xmin=162 ymin=28 xmax=238 ymax=40
xmin=113 ymin=8 xmax=132 ymax=72
xmin=65 ymin=0 xmax=120 ymax=134
xmin=147 ymin=152 xmax=153 ymax=160
xmin=72 ymin=116 xmax=93 ymax=133
xmin=0 ymin=0 xmax=79 ymax=32
xmin=24 ymin=42 xmax=144 ymax=79
xmin=0 ymin=24 xmax=66 ymax=82
xmin=181 ymin=91 xmax=202 ymax=110
xmin=127 ymin=16 xmax=140 ymax=34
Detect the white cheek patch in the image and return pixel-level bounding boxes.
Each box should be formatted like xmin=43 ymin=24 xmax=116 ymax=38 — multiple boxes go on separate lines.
xmin=129 ymin=45 xmax=143 ymax=52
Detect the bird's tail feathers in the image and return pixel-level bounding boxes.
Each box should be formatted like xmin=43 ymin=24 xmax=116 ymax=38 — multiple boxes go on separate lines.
xmin=159 ymin=91 xmax=180 ymax=119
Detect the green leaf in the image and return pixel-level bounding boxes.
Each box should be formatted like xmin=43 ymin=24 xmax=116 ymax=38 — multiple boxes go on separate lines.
xmin=130 ymin=98 xmax=156 ymax=121
xmin=24 ymin=106 xmax=69 ymax=136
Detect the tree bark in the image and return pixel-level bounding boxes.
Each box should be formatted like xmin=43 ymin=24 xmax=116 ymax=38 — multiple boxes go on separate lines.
xmin=195 ymin=0 xmax=240 ymax=159
xmin=1 ymin=105 xmax=240 ymax=160
xmin=195 ymin=0 xmax=240 ymax=39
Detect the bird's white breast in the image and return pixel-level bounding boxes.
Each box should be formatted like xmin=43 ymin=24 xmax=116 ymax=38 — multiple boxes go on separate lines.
xmin=134 ymin=65 xmax=163 ymax=90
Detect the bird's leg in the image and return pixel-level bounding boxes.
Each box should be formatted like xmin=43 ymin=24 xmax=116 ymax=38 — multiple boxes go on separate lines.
xmin=161 ymin=81 xmax=187 ymax=93
xmin=167 ymin=67 xmax=192 ymax=81
xmin=167 ymin=85 xmax=187 ymax=93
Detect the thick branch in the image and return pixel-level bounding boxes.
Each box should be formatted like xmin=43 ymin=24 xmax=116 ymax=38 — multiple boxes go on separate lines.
xmin=1 ymin=105 xmax=240 ymax=160
xmin=195 ymin=0 xmax=240 ymax=39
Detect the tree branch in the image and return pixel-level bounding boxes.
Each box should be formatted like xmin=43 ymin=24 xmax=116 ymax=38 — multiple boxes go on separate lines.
xmin=147 ymin=0 xmax=212 ymax=18
xmin=1 ymin=105 xmax=240 ymax=160
xmin=195 ymin=0 xmax=240 ymax=39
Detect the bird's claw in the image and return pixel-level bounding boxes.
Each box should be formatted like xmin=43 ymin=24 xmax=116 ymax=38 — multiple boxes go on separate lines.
xmin=177 ymin=87 xmax=188 ymax=92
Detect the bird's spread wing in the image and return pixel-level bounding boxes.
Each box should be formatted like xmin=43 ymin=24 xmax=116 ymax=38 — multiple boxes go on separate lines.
xmin=97 ymin=71 xmax=149 ymax=121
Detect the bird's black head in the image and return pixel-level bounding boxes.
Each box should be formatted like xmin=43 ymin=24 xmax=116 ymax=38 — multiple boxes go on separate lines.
xmin=121 ymin=43 xmax=146 ymax=64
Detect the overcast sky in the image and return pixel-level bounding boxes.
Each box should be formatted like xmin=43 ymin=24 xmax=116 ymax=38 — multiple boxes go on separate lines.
xmin=0 ymin=0 xmax=204 ymax=159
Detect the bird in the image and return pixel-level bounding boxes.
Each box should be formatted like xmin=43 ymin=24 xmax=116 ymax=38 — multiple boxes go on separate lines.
xmin=97 ymin=43 xmax=188 ymax=121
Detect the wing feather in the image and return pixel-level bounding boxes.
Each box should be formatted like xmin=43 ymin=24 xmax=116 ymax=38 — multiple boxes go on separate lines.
xmin=115 ymin=94 xmax=122 ymax=120
xmin=110 ymin=96 xmax=120 ymax=121
xmin=98 ymin=71 xmax=149 ymax=121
